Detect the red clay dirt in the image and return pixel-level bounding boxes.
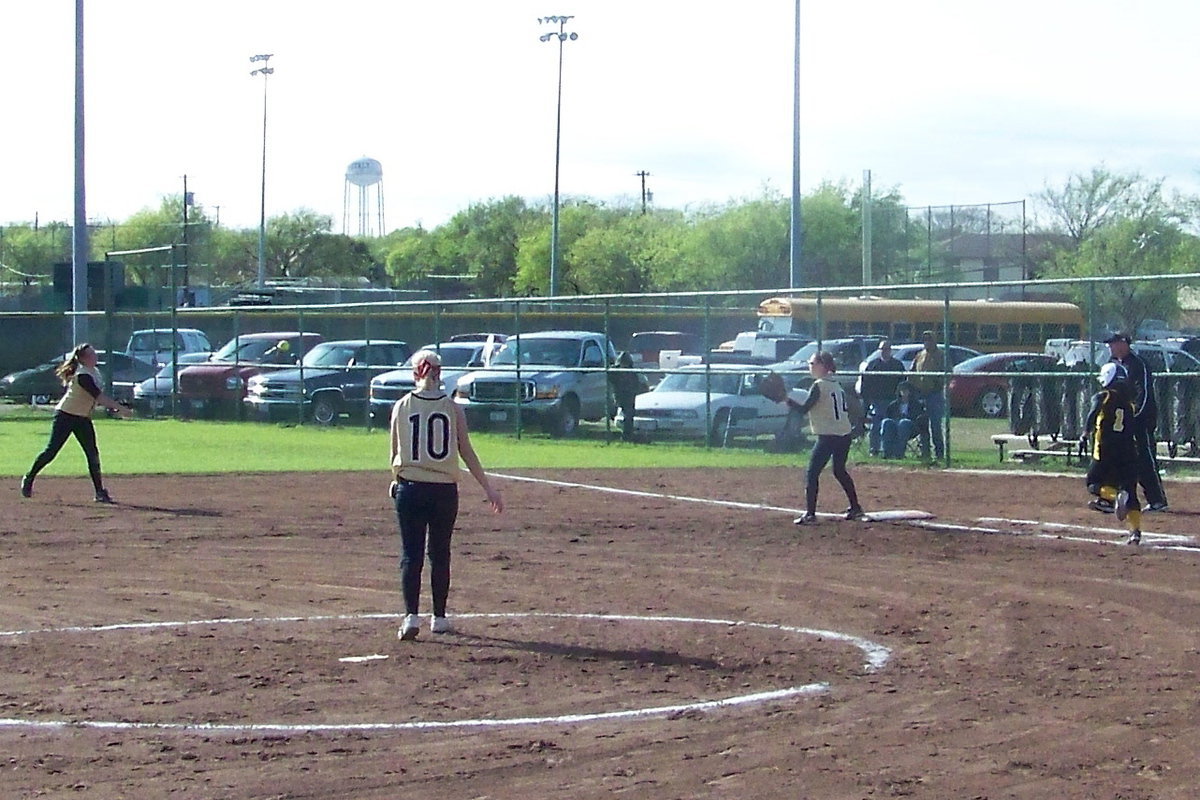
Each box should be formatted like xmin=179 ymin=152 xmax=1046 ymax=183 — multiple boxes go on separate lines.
xmin=2 ymin=466 xmax=1199 ymax=799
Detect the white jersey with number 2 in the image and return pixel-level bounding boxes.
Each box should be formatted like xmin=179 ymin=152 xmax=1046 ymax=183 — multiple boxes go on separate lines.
xmin=807 ymin=378 xmax=852 ymax=436
xmin=391 ymin=391 xmax=460 ymax=484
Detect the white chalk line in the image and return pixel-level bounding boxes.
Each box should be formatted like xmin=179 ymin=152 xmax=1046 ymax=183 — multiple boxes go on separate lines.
xmin=0 ymin=612 xmax=890 ymax=734
xmin=492 ymin=472 xmax=1197 ymax=553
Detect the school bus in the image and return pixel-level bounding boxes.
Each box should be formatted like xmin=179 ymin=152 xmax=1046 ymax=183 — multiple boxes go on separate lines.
xmin=756 ymin=296 xmax=1084 ymax=353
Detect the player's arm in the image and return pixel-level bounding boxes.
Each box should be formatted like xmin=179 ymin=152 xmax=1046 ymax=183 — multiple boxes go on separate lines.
xmin=1081 ymin=391 xmax=1104 ymax=438
xmin=786 ymin=382 xmax=820 ymax=414
xmin=453 ymin=404 xmax=503 ymax=513
xmin=388 ymin=401 xmax=401 ymax=476
xmin=79 ymin=374 xmax=131 ymax=418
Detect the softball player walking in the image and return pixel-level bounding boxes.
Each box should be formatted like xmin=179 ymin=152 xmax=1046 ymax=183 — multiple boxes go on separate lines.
xmin=778 ymin=350 xmax=865 ymax=524
xmin=1082 ymin=362 xmax=1143 ymax=545
xmin=21 ymin=343 xmax=132 ymax=503
xmin=389 ymin=350 xmax=503 ymax=641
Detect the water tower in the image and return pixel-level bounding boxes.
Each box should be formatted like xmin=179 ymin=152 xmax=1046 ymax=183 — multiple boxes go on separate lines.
xmin=343 ymin=157 xmax=385 ymax=236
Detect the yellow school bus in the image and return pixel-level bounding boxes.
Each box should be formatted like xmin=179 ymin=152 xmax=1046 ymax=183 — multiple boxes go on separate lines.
xmin=756 ymin=296 xmax=1084 ymax=353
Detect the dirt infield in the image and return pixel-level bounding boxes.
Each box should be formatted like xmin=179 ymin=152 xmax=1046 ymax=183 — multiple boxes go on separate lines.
xmin=3 ymin=466 xmax=1200 ymax=799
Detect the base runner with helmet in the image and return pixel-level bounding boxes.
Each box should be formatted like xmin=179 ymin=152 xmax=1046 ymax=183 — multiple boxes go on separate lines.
xmin=1082 ymin=361 xmax=1143 ymax=545
xmin=762 ymin=351 xmax=865 ymax=524
xmin=389 ymin=350 xmax=503 ymax=641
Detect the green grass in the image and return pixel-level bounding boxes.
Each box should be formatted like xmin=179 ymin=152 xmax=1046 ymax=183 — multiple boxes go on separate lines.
xmin=4 ymin=403 xmax=1163 ymax=477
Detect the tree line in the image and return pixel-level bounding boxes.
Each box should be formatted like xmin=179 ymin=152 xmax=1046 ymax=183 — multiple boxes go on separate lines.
xmin=2 ymin=166 xmax=1196 ymax=332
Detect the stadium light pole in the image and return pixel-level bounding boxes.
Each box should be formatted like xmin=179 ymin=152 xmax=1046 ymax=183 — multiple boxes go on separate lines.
xmin=789 ymin=0 xmax=803 ymax=289
xmin=250 ymin=54 xmax=274 ymax=290
xmin=539 ymin=15 xmax=577 ymax=298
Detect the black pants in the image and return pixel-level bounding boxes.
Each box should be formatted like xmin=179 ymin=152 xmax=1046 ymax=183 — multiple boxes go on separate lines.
xmin=27 ymin=410 xmax=104 ymax=493
xmin=395 ymin=480 xmax=459 ymax=617
xmin=805 ymin=433 xmax=860 ymax=514
xmin=1133 ymin=425 xmax=1168 ymax=506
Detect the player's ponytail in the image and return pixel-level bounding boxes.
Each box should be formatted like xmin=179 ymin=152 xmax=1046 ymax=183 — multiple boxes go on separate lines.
xmin=55 ymin=343 xmax=91 ymax=384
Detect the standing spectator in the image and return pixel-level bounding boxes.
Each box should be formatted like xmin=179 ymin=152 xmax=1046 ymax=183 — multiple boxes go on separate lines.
xmin=389 ymin=350 xmax=504 ymax=641
xmin=21 ymin=343 xmax=132 ymax=503
xmin=774 ymin=350 xmax=865 ymax=524
xmin=879 ymin=381 xmax=928 ymax=459
xmin=1082 ymin=362 xmax=1143 ymax=544
xmin=860 ymin=340 xmax=906 ymax=456
xmin=1105 ymin=333 xmax=1168 ymax=511
xmin=910 ymin=330 xmax=946 ymax=460
xmin=609 ymin=350 xmax=641 ymax=442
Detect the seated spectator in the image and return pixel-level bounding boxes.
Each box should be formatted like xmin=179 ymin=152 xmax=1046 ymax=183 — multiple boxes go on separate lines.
xmin=861 ymin=340 xmax=906 ymax=456
xmin=879 ymin=381 xmax=929 ymax=459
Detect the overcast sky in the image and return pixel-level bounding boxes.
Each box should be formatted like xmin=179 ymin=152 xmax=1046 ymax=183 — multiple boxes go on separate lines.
xmin=3 ymin=0 xmax=1199 ymax=235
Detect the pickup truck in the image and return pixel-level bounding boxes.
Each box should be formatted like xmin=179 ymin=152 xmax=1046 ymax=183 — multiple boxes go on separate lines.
xmin=244 ymin=339 xmax=411 ymax=425
xmin=452 ymin=331 xmax=618 ymax=437
xmin=177 ymin=331 xmax=323 ymax=418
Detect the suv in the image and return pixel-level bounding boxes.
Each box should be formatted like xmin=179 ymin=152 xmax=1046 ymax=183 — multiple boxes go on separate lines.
xmin=368 ymin=340 xmax=498 ymax=427
xmin=453 ymin=331 xmax=618 ymax=437
xmin=178 ymin=331 xmax=323 ymax=418
xmin=125 ymin=328 xmax=212 ymax=368
xmin=245 ymin=339 xmax=411 ymax=425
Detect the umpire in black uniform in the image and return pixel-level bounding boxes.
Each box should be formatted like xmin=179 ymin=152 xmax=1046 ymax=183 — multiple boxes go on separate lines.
xmin=1106 ymin=332 xmax=1169 ymax=511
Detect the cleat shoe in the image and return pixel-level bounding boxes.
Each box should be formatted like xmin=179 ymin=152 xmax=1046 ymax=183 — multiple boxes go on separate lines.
xmin=398 ymin=613 xmax=420 ymax=641
xmin=94 ymin=489 xmax=114 ymax=504
xmin=20 ymin=476 xmax=32 ymax=498
xmin=844 ymin=506 xmax=866 ymax=521
xmin=793 ymin=512 xmax=817 ymax=525
xmin=1143 ymin=501 xmax=1169 ymax=513
xmin=430 ymin=615 xmax=453 ymax=634
xmin=1088 ymin=499 xmax=1114 ymax=514
xmin=1115 ymin=490 xmax=1129 ymax=522
xmin=1126 ymin=530 xmax=1142 ymax=546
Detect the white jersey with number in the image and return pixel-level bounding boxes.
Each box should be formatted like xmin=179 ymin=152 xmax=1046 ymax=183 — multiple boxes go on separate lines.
xmin=807 ymin=378 xmax=852 ymax=436
xmin=391 ymin=391 xmax=460 ymax=483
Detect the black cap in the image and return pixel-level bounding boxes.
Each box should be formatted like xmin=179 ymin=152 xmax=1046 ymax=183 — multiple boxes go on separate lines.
xmin=1104 ymin=332 xmax=1132 ymax=344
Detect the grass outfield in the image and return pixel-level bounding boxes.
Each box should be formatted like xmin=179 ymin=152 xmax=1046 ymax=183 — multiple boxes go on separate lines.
xmin=0 ymin=402 xmax=1092 ymax=476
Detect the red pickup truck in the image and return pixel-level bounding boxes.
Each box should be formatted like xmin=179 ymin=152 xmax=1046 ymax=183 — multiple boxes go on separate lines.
xmin=177 ymin=331 xmax=323 ymax=418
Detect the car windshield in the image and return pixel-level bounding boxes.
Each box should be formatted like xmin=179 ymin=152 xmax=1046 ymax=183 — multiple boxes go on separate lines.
xmin=656 ymin=372 xmax=741 ymax=395
xmin=954 ymin=354 xmax=1005 ymax=373
xmin=301 ymin=343 xmax=358 ymax=367
xmin=213 ymin=337 xmax=283 ymax=362
xmin=130 ymin=332 xmax=176 ymax=351
xmin=408 ymin=346 xmax=479 ymax=368
xmin=491 ymin=339 xmax=579 ymax=367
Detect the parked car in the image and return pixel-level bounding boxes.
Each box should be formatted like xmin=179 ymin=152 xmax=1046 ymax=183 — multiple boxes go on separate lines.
xmin=0 ymin=350 xmax=158 ymax=406
xmin=177 ymin=331 xmax=323 ymax=418
xmin=131 ymin=351 xmax=215 ymax=415
xmin=709 ymin=331 xmax=812 ymax=365
xmin=1054 ymin=339 xmax=1200 ymax=373
xmin=948 ymin=352 xmax=1062 ymax=418
xmin=770 ymin=336 xmax=886 ymax=392
xmin=368 ymin=340 xmax=500 ymax=427
xmin=125 ymin=327 xmax=212 ymax=368
xmin=853 ymin=342 xmax=982 ymax=397
xmin=244 ymin=339 xmax=412 ymax=425
xmin=453 ymin=331 xmax=618 ymax=437
xmin=622 ymin=363 xmax=809 ymax=447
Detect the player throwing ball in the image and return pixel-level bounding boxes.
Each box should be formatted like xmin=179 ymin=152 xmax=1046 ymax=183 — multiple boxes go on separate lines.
xmin=1082 ymin=361 xmax=1142 ymax=545
xmin=763 ymin=351 xmax=865 ymax=524
xmin=389 ymin=350 xmax=503 ymax=641
xmin=21 ymin=343 xmax=132 ymax=503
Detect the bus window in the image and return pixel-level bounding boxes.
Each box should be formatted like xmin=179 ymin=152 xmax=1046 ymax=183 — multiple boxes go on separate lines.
xmin=1001 ymin=324 xmax=1020 ymax=345
xmin=847 ymin=320 xmax=868 ymax=336
xmin=979 ymin=324 xmax=999 ymax=344
xmin=870 ymin=321 xmax=890 ymax=336
xmin=953 ymin=322 xmax=978 ymax=345
xmin=828 ymin=321 xmax=848 ymax=338
xmin=1043 ymin=323 xmax=1063 ymax=339
xmin=1064 ymin=324 xmax=1082 ymax=339
xmin=1021 ymin=323 xmax=1041 ymax=345
xmin=894 ymin=323 xmax=913 ymax=342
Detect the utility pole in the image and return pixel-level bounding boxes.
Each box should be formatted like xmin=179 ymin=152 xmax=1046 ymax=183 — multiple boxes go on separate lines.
xmin=635 ymin=170 xmax=651 ymax=215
